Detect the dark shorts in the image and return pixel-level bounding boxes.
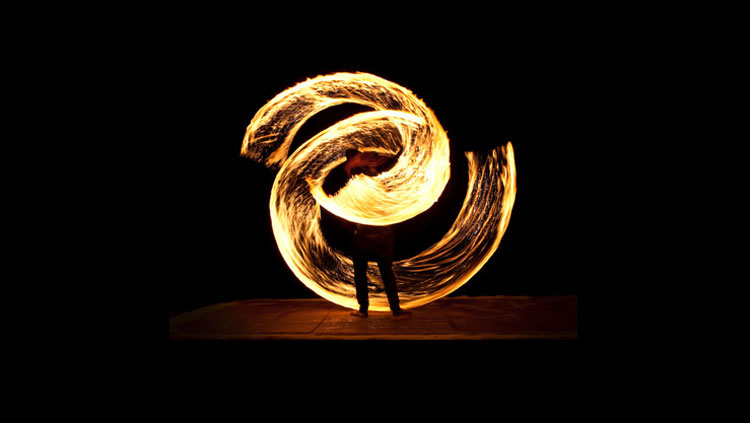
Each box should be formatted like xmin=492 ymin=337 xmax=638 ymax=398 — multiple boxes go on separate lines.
xmin=352 ymin=224 xmax=394 ymax=261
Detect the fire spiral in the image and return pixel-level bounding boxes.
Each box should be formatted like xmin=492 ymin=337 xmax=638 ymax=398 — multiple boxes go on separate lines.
xmin=241 ymin=72 xmax=516 ymax=311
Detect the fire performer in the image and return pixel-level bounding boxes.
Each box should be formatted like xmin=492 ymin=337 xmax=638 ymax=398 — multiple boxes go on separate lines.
xmin=340 ymin=150 xmax=412 ymax=319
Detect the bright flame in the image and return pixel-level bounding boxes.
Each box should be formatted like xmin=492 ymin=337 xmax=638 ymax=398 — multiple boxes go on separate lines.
xmin=241 ymin=72 xmax=516 ymax=311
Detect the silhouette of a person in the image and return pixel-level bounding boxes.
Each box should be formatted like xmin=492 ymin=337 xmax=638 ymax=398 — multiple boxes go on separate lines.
xmin=339 ymin=149 xmax=412 ymax=319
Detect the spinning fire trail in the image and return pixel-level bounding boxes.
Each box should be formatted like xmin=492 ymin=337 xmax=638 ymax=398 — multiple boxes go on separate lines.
xmin=241 ymin=72 xmax=516 ymax=311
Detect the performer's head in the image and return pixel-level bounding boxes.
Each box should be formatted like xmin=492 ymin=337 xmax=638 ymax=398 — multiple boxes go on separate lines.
xmin=344 ymin=149 xmax=390 ymax=176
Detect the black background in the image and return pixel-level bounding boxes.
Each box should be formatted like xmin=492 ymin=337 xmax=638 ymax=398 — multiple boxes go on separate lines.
xmin=151 ymin=25 xmax=601 ymax=338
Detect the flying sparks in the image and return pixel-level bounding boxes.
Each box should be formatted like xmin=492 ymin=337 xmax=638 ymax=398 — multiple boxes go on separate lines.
xmin=241 ymin=72 xmax=516 ymax=311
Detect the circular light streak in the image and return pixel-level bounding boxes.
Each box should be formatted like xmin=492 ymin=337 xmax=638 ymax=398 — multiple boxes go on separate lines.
xmin=241 ymin=72 xmax=516 ymax=311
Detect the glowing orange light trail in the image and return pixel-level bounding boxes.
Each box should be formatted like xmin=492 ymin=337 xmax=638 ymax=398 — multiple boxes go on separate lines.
xmin=241 ymin=72 xmax=516 ymax=311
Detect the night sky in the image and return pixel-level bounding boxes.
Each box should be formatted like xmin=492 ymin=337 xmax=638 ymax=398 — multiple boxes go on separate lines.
xmin=155 ymin=36 xmax=593 ymax=319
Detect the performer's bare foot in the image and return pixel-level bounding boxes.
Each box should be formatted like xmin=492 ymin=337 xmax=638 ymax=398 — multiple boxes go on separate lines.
xmin=350 ymin=310 xmax=368 ymax=318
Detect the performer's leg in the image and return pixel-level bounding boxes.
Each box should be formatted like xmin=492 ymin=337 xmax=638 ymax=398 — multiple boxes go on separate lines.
xmin=353 ymin=254 xmax=369 ymax=314
xmin=377 ymin=259 xmax=400 ymax=312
